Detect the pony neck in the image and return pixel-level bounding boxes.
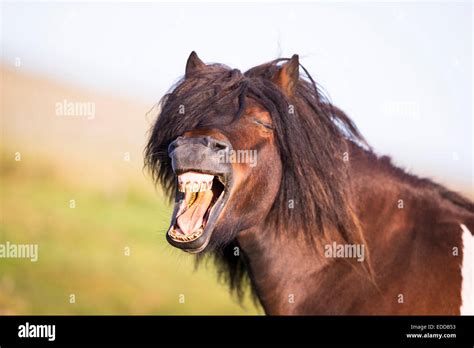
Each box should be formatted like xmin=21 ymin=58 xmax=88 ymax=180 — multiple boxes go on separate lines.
xmin=236 ymin=224 xmax=330 ymax=315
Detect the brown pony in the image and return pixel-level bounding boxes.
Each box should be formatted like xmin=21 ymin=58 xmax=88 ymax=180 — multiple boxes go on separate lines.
xmin=145 ymin=52 xmax=474 ymax=315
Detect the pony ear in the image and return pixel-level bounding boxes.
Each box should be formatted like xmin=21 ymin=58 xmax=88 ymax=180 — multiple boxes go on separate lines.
xmin=185 ymin=51 xmax=206 ymax=78
xmin=272 ymin=54 xmax=299 ymax=96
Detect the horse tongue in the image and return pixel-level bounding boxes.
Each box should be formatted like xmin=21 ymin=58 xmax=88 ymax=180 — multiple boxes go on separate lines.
xmin=177 ymin=190 xmax=213 ymax=235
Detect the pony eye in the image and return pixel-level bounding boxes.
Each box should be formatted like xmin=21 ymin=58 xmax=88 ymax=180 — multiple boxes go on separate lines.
xmin=253 ymin=119 xmax=274 ymax=130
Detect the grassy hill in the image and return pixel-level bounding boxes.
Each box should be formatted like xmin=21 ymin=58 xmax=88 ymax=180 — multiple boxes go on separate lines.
xmin=0 ymin=65 xmax=260 ymax=314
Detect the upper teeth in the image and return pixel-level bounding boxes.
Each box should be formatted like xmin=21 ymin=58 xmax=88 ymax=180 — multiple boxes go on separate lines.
xmin=178 ymin=172 xmax=213 ymax=192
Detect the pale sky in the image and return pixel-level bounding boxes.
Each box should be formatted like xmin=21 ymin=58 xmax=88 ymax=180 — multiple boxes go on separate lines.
xmin=1 ymin=1 xmax=473 ymax=193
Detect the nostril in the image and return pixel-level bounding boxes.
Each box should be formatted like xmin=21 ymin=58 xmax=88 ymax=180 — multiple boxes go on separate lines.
xmin=168 ymin=137 xmax=180 ymax=153
xmin=212 ymin=139 xmax=230 ymax=152
xmin=168 ymin=135 xmax=230 ymax=155
xmin=201 ymin=136 xmax=229 ymax=152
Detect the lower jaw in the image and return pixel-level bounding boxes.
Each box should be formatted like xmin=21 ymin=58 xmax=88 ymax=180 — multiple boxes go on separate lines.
xmin=166 ymin=226 xmax=213 ymax=253
xmin=165 ymin=201 xmax=220 ymax=253
xmin=165 ymin=174 xmax=231 ymax=253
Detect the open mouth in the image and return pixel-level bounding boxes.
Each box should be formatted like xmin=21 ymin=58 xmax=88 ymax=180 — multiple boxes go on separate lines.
xmin=166 ymin=171 xmax=230 ymax=253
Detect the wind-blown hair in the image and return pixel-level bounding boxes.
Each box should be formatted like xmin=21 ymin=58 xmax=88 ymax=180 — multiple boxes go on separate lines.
xmin=145 ymin=58 xmax=373 ymax=301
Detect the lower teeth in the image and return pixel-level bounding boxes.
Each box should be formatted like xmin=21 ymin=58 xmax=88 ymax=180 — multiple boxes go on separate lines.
xmin=169 ymin=227 xmax=203 ymax=241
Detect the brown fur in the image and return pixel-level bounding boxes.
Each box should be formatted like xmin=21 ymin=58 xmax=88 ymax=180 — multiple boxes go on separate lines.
xmin=145 ymin=52 xmax=474 ymax=314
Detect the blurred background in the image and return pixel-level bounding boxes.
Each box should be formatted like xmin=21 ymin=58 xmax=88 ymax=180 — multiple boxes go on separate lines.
xmin=0 ymin=1 xmax=472 ymax=314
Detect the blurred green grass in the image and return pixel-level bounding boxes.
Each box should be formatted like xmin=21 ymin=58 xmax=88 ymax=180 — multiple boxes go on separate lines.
xmin=0 ymin=151 xmax=260 ymax=315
